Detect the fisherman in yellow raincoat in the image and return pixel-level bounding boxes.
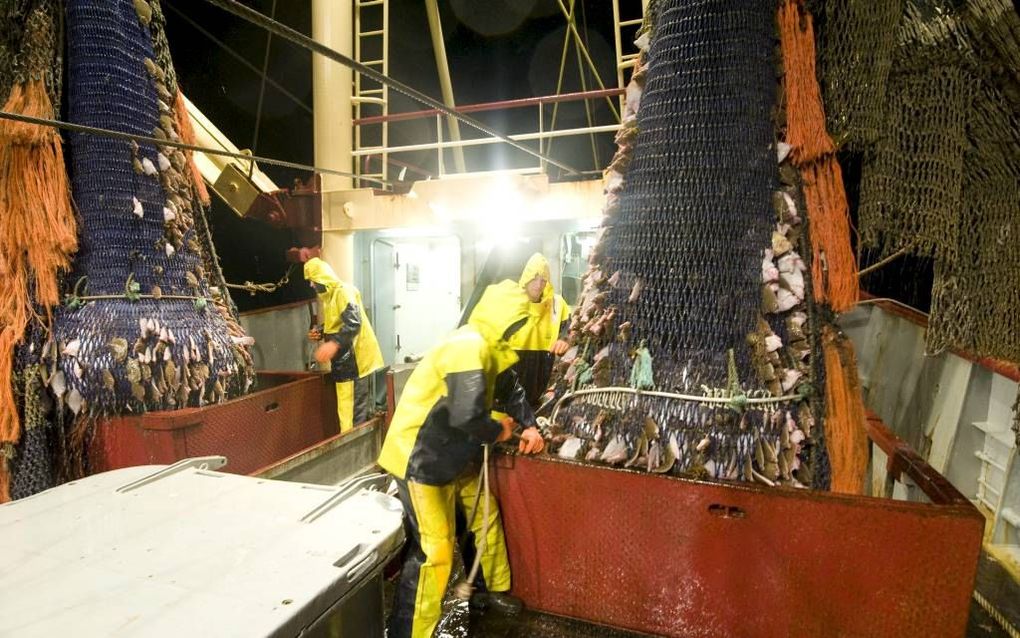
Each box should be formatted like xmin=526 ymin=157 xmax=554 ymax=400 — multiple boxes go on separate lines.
xmin=379 ymin=279 xmax=546 ymax=638
xmin=504 ymin=253 xmax=571 ymax=405
xmin=304 ymin=258 xmax=385 ymax=432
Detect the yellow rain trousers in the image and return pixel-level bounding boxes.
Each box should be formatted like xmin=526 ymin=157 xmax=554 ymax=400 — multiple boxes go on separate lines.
xmin=379 ymin=279 xmax=532 ymax=638
xmin=304 ymin=258 xmax=384 ymax=432
xmin=389 ymin=472 xmax=511 ymax=638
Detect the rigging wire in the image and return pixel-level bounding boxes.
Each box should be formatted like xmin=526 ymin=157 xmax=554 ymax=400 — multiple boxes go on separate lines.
xmin=164 ymin=2 xmax=313 ymax=116
xmin=0 ymin=110 xmax=391 ymax=187
xmin=248 ymin=0 xmax=278 ymax=179
xmin=197 ymin=0 xmax=583 ymax=176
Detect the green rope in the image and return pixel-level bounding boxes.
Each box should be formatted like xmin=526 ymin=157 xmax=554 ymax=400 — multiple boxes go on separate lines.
xmin=573 ymin=359 xmax=591 ymax=391
xmin=725 ymin=348 xmax=748 ymax=413
xmin=124 ymin=274 xmax=141 ymax=302
xmin=63 ymin=275 xmax=212 ymax=308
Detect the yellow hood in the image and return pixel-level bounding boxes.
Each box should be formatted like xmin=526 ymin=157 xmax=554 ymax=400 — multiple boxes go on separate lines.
xmin=468 ymin=279 xmax=531 ymax=346
xmin=519 ymin=252 xmax=554 ymax=303
xmin=303 ymin=257 xmax=341 ymax=289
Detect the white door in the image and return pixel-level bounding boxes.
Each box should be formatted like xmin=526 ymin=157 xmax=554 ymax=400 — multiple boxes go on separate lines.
xmin=393 ymin=237 xmax=462 ymax=362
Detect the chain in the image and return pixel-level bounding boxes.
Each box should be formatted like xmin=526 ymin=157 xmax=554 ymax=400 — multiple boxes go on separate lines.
xmin=225 ymin=263 xmax=294 ymax=296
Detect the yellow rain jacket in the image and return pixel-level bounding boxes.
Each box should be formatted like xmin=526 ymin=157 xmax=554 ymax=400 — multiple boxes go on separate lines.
xmin=304 ymin=258 xmax=384 ymax=382
xmin=509 ymin=253 xmax=571 ymax=351
xmin=502 ymin=253 xmax=571 ymax=404
xmin=378 ymin=280 xmax=536 ymax=485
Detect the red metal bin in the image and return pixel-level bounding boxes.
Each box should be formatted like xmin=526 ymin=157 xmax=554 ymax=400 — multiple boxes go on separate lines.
xmin=88 ymin=372 xmax=338 ymax=476
xmin=491 ymin=414 xmax=984 ymax=637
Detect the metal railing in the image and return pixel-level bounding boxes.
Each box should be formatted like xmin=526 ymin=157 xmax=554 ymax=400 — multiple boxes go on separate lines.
xmin=613 ymin=0 xmax=647 ymax=112
xmin=351 ymin=87 xmax=626 ymax=185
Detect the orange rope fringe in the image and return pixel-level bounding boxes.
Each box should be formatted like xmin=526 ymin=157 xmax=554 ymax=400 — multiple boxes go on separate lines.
xmin=803 ymin=159 xmax=859 ymax=312
xmin=0 ymin=455 xmax=10 ymax=504
xmin=0 ymin=79 xmax=78 ymax=465
xmin=173 ymin=90 xmax=211 ymax=207
xmin=823 ymin=326 xmax=869 ymax=495
xmin=778 ymin=0 xmax=858 ymax=312
xmin=778 ymin=0 xmax=834 ymax=165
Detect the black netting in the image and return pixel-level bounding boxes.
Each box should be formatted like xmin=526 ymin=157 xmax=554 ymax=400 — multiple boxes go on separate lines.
xmin=9 ymin=315 xmax=55 ymax=498
xmin=549 ymin=0 xmax=827 ymax=488
xmin=601 ymin=0 xmax=778 ymax=392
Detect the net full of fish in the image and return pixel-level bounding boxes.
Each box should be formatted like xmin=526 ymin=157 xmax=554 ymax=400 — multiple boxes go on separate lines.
xmin=546 ymin=0 xmax=830 ymax=489
xmin=44 ymin=0 xmax=255 ymax=419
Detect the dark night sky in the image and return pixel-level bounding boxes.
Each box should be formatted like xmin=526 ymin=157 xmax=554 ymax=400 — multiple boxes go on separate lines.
xmin=164 ymin=0 xmax=626 ymax=186
xmin=162 ymin=0 xmax=630 ymax=311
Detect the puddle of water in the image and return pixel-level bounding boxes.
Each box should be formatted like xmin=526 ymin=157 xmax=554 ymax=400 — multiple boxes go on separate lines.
xmin=383 ymin=555 xmax=652 ymax=638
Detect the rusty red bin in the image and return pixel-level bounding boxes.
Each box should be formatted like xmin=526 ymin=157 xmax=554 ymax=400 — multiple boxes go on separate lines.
xmin=88 ymin=372 xmax=337 ymax=476
xmin=491 ymin=415 xmax=983 ymax=637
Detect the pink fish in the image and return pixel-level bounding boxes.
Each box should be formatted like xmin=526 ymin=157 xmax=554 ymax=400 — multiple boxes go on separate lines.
xmin=762 ymin=249 xmax=779 ymax=283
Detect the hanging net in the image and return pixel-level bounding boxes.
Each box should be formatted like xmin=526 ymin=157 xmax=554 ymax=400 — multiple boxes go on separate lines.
xmin=824 ymin=0 xmax=1020 ymax=443
xmin=44 ymin=0 xmax=255 ymax=424
xmin=546 ymin=0 xmax=837 ymax=490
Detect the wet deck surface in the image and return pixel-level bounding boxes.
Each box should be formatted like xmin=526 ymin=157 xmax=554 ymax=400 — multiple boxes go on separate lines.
xmin=385 ymin=554 xmax=1017 ymax=637
xmin=384 ymin=556 xmax=654 ymax=637
xmin=435 ymin=602 xmax=654 ymax=638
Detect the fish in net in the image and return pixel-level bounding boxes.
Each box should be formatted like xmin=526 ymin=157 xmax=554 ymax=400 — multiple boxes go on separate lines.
xmin=545 ymin=0 xmax=846 ymax=490
xmin=42 ymin=0 xmax=255 ymax=441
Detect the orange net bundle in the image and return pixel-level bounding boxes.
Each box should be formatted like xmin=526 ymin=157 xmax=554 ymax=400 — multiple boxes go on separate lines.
xmin=0 ymin=1 xmax=78 ymax=502
xmin=822 ymin=326 xmax=870 ymax=495
xmin=778 ymin=0 xmax=858 ymax=313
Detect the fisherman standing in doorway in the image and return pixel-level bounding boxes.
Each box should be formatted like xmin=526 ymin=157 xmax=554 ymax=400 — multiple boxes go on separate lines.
xmin=305 ymin=257 xmax=385 ymax=433
xmin=379 ymin=280 xmax=546 ymax=638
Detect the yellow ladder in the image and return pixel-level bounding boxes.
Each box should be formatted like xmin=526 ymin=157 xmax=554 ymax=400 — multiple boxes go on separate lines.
xmin=354 ymin=0 xmax=389 ymax=187
xmin=612 ymin=0 xmax=647 ymax=112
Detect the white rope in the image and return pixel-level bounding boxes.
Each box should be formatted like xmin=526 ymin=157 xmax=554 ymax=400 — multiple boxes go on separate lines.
xmin=454 ymin=444 xmax=490 ymax=601
xmin=550 ymin=386 xmax=805 ymax=425
xmin=973 ymin=590 xmax=1020 ymax=638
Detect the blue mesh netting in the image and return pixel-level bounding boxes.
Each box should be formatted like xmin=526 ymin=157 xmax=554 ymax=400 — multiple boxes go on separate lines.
xmin=602 ymin=0 xmax=778 ymax=392
xmin=50 ymin=0 xmax=253 ymax=415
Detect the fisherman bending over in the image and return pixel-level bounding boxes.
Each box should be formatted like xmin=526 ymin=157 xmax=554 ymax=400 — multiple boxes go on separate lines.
xmin=379 ymin=280 xmax=545 ymax=638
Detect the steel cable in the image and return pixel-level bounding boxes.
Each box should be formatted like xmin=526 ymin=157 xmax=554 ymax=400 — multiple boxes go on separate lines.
xmin=198 ymin=0 xmax=583 ymax=176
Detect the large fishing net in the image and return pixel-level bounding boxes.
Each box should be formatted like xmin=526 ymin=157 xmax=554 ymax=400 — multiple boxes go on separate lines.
xmin=44 ymin=0 xmax=255 ymax=417
xmin=821 ymin=0 xmax=1020 ymax=443
xmin=40 ymin=0 xmax=254 ymax=435
xmin=546 ymin=0 xmax=832 ymax=489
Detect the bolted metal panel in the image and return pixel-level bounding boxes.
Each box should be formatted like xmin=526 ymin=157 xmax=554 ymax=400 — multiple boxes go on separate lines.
xmin=492 ymin=453 xmax=983 ymax=638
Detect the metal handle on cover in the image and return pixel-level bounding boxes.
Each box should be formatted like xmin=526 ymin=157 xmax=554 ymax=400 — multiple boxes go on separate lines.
xmin=115 ymin=456 xmax=228 ymax=493
xmin=300 ymin=473 xmax=390 ymax=523
xmin=344 ymin=547 xmax=379 ymax=583
xmin=264 ymin=402 xmax=280 ymax=413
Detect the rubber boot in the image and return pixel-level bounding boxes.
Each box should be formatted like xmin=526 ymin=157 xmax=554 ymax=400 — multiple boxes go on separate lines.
xmin=469 ymin=591 xmax=523 ymax=616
